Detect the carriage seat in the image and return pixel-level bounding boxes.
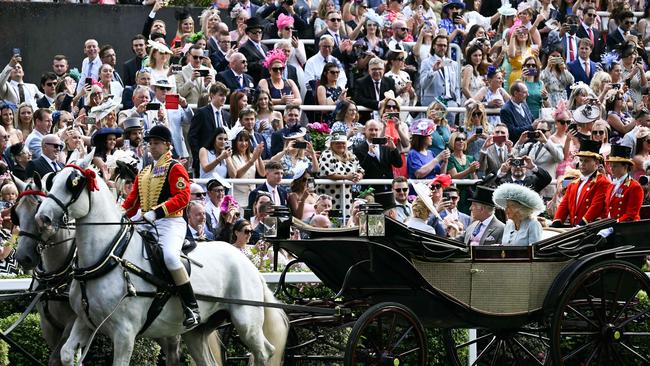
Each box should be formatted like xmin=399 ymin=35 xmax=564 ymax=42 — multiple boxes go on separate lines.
xmin=291 ymin=217 xmax=360 ymax=238
xmin=139 ymin=230 xmax=192 ymax=287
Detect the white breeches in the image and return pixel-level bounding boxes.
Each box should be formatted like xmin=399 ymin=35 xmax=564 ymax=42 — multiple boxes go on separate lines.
xmin=147 ymin=217 xmax=186 ymax=271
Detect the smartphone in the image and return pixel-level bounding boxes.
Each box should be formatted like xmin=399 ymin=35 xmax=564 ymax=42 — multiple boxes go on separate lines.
xmin=493 ymin=135 xmax=506 ymax=144
xmin=203 ymin=50 xmax=210 ymax=58
xmin=387 ymin=112 xmax=399 ymax=120
xmin=173 ymin=40 xmax=181 ymax=48
xmin=145 ymin=103 xmax=161 ymax=111
xmin=225 ymin=140 xmax=232 ymax=149
xmin=443 ymin=192 xmax=451 ymax=200
xmin=170 ymin=64 xmax=182 ymax=73
xmin=294 ymin=141 xmax=307 ymax=149
xmin=561 ymin=178 xmax=573 ymax=189
xmin=230 ymin=41 xmax=238 ymax=48
xmin=372 ymin=137 xmax=387 ymax=145
xmin=567 ymin=123 xmax=578 ymax=134
xmin=86 ymin=116 xmax=96 ymax=125
xmin=476 ymin=127 xmax=483 ymax=135
xmin=636 ymin=56 xmax=643 ymax=64
xmin=85 ymin=77 xmax=93 ymax=86
xmin=307 ymin=178 xmax=316 ymax=192
xmin=611 ymin=83 xmax=621 ymax=90
xmin=197 ymin=69 xmax=210 ymax=77
xmin=11 ymin=48 xmax=20 ymax=57
xmin=527 ymin=131 xmax=538 ymax=139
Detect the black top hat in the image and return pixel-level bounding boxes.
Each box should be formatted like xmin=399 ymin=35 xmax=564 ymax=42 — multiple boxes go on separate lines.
xmin=374 ymin=191 xmax=397 ymax=211
xmin=144 ymin=125 xmax=172 ymax=143
xmin=607 ymin=144 xmax=634 ymax=165
xmin=174 ymin=8 xmax=192 ymax=21
xmin=245 ymin=17 xmax=264 ymax=33
xmin=468 ymin=186 xmax=496 ymax=207
xmin=576 ymin=139 xmax=602 ymax=159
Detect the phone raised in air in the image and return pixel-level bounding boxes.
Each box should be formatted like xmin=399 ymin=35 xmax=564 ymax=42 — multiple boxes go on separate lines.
xmin=372 ymin=137 xmax=388 ymax=145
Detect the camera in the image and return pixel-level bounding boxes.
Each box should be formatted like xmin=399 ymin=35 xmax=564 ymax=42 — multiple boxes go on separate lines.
xmin=171 ymin=64 xmax=182 ymax=73
xmin=307 ymin=178 xmax=316 ymax=192
xmin=86 ymin=116 xmax=96 ymax=125
xmin=146 ymin=103 xmax=161 ymax=111
xmin=173 ymin=40 xmax=181 ymax=48
xmin=527 ymin=131 xmax=539 ymax=140
xmin=476 ymin=127 xmax=483 ymax=135
xmin=443 ymin=192 xmax=451 ymax=200
xmin=639 ymin=175 xmax=649 ymax=186
xmin=372 ymin=137 xmax=387 ymax=145
xmin=294 ymin=141 xmax=307 ymax=149
xmin=611 ymin=83 xmax=621 ymax=90
xmin=511 ymin=158 xmax=524 ymax=167
xmin=197 ymin=69 xmax=210 ymax=77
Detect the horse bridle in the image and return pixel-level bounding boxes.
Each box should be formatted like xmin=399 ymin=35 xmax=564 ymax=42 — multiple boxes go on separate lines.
xmin=12 ymin=189 xmax=48 ymax=244
xmin=45 ymin=164 xmax=99 ymax=221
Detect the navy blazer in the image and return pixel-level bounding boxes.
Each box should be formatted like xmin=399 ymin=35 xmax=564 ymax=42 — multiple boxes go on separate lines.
xmin=576 ymin=25 xmax=603 ymax=62
xmin=122 ymin=57 xmax=143 ymax=87
xmin=248 ymin=183 xmax=289 ymax=211
xmin=215 ymin=69 xmax=255 ymax=95
xmin=567 ymin=59 xmax=597 ymax=86
xmin=239 ymin=40 xmax=269 ymax=84
xmin=353 ymin=141 xmax=402 ymax=193
xmin=25 ymin=156 xmax=63 ymax=180
xmin=494 ymin=167 xmax=553 ymax=193
xmin=209 ymin=47 xmax=230 ymax=73
xmin=500 ymin=100 xmax=534 ymax=142
xmin=36 ymin=96 xmax=51 ymax=109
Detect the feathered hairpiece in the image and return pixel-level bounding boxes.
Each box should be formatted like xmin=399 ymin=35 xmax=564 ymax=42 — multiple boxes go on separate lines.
xmin=552 ymin=100 xmax=570 ymax=120
xmin=188 ymin=31 xmax=205 ymax=44
xmin=486 ymin=65 xmax=498 ymax=78
xmin=600 ymin=51 xmax=620 ymax=72
xmin=230 ymin=3 xmax=247 ymax=19
xmin=431 ymin=174 xmax=453 ymax=188
xmin=276 ymin=13 xmax=294 ymax=29
xmin=0 ymin=100 xmax=17 ymax=111
xmin=220 ymin=195 xmax=240 ymax=215
xmin=358 ymin=187 xmax=375 ymax=199
xmin=262 ymin=49 xmax=287 ymax=69
xmin=68 ymin=68 xmax=81 ymax=82
xmin=363 ymin=9 xmax=384 ymax=29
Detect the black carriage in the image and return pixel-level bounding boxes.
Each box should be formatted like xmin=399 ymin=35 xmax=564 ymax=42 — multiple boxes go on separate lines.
xmin=224 ymin=205 xmax=650 ymax=366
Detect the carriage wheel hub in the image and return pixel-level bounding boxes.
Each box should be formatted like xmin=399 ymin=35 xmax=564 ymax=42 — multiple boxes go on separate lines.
xmin=602 ymin=323 xmax=622 ymax=342
xmin=379 ymin=352 xmax=399 ymax=366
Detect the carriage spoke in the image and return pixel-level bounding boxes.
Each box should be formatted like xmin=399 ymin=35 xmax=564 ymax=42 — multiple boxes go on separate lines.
xmin=385 ymin=314 xmax=397 ymax=351
xmin=454 ymin=331 xmax=495 ymax=350
xmin=511 ymin=337 xmax=545 ymax=365
xmin=617 ymin=341 xmax=650 ymax=363
xmin=608 ymin=271 xmax=625 ymax=321
xmin=561 ymin=339 xmax=596 ymax=362
xmin=611 ymin=290 xmax=641 ymax=324
xmin=388 ymin=325 xmax=413 ymax=353
xmin=617 ymin=307 xmax=650 ymax=328
xmin=505 ymin=339 xmax=523 ymax=366
xmin=471 ymin=335 xmax=496 ymax=366
xmin=397 ymin=346 xmax=421 ymax=358
xmin=566 ymin=304 xmax=599 ymax=328
xmin=488 ymin=339 xmax=503 ymax=366
xmin=582 ymin=341 xmax=600 ymax=366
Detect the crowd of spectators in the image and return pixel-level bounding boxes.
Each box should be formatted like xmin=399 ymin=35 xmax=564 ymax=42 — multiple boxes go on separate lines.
xmin=1 ymin=0 xmax=650 ymax=273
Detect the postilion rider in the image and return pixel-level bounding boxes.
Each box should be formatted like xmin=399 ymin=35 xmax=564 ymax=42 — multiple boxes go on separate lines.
xmin=122 ymin=125 xmax=200 ymax=328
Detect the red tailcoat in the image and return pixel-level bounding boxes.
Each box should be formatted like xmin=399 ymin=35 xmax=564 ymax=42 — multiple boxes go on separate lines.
xmin=605 ymin=176 xmax=643 ymax=222
xmin=554 ymin=173 xmax=611 ymax=226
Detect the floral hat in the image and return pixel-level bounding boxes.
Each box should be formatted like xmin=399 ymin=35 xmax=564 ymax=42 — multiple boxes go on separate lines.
xmin=277 ymin=13 xmax=294 ymax=30
xmin=262 ymin=49 xmax=287 ymax=69
xmin=410 ymin=118 xmax=435 ymax=136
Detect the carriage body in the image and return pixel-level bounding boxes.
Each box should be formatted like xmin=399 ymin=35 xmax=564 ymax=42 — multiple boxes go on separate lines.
xmin=268 ymin=216 xmax=650 ymax=365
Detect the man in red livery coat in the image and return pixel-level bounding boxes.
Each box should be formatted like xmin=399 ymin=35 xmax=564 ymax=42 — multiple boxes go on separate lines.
xmin=552 ymin=140 xmax=612 ymax=227
xmin=122 ymin=125 xmax=200 ymax=328
xmin=605 ymin=145 xmax=643 ymax=222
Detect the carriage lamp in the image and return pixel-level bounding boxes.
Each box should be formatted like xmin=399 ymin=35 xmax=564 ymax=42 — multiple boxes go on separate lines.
xmin=359 ymin=203 xmax=385 ymax=237
xmin=262 ymin=205 xmax=291 ymax=239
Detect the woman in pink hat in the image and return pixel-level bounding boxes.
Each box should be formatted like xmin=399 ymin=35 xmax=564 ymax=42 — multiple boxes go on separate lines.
xmin=258 ymin=50 xmax=302 ymax=106
xmin=276 ymin=14 xmax=307 ymax=70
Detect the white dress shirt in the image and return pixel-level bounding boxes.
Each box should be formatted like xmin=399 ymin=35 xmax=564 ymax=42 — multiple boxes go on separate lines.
xmin=469 ymin=215 xmax=494 ymax=246
xmin=304 ymin=53 xmax=347 ymax=89
xmin=76 ymin=57 xmax=101 ymax=93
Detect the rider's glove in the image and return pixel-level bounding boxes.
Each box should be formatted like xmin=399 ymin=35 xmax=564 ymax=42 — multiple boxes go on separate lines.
xmin=143 ymin=210 xmax=157 ymax=224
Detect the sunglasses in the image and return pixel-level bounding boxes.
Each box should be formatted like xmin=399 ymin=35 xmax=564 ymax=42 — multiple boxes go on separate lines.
xmin=585 ymin=13 xmax=596 ymax=17
xmin=396 ymin=57 xmax=405 ymax=61
xmin=591 ymin=130 xmax=606 ymax=135
xmin=558 ymin=120 xmax=571 ymax=125
xmin=431 ymin=184 xmax=442 ymax=190
xmin=455 ymin=137 xmax=466 ymax=142
xmin=328 ymin=70 xmax=340 ymax=74
xmin=624 ymin=20 xmax=635 ymax=25
xmin=249 ymin=30 xmax=263 ymax=34
xmin=385 ymin=105 xmax=398 ymax=110
xmin=538 ymin=129 xmax=549 ymax=133
xmin=472 ymin=112 xmax=482 ymax=117
xmin=242 ymin=229 xmax=253 ymax=234
xmin=45 ymin=143 xmax=64 ymax=150
xmin=192 ymin=192 xmax=207 ymax=197
xmin=394 ymin=188 xmax=409 ymax=192
xmin=191 ymin=55 xmax=203 ymax=60
xmin=285 ymin=27 xmax=294 ymax=30
xmin=329 ymin=18 xmax=342 ymax=22
xmin=523 ymin=64 xmax=537 ymax=68
xmin=45 ymin=82 xmax=56 ymax=87
xmin=271 ymin=67 xmax=285 ymax=72
xmin=398 ymin=27 xmax=408 ymax=31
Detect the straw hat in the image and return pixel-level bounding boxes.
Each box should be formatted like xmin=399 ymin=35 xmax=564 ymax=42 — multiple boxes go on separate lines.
xmin=412 ymin=182 xmax=438 ymax=216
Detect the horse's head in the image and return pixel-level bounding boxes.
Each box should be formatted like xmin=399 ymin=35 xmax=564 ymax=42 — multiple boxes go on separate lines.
xmin=13 ymin=173 xmax=53 ymax=269
xmin=36 ymin=151 xmax=96 ymax=238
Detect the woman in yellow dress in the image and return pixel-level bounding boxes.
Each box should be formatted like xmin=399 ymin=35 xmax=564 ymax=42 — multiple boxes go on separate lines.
xmin=506 ymin=24 xmax=534 ymax=87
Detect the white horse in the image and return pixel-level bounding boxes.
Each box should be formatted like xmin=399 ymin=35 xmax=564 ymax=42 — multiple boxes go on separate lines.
xmin=12 ymin=174 xmax=184 ymax=366
xmin=35 ymin=154 xmax=288 ymax=366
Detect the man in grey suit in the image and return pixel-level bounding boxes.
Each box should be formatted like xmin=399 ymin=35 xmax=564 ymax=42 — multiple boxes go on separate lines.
xmin=479 ymin=123 xmax=513 ymax=176
xmin=419 ymin=35 xmax=461 ymax=120
xmin=463 ymin=186 xmax=504 ymax=246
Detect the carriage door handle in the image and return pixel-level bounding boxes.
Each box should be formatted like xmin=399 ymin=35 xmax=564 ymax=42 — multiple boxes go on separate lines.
xmin=470 ymin=269 xmax=484 ymax=274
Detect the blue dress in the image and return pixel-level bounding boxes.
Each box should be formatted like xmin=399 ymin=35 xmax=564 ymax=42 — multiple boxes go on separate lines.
xmin=407 ymin=149 xmax=441 ymax=179
xmin=501 ymin=218 xmax=543 ymax=246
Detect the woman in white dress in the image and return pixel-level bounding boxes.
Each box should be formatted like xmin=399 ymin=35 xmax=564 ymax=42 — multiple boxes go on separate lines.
xmin=226 ymin=128 xmax=266 ymax=207
xmin=384 ymin=50 xmax=417 ymax=123
xmin=199 ymin=127 xmax=230 ymax=180
xmin=493 ymin=183 xmax=545 ymax=246
xmin=461 ymin=44 xmax=487 ymax=102
xmin=146 ymin=40 xmax=176 ymax=92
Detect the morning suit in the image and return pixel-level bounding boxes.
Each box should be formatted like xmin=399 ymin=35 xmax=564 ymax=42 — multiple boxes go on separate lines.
xmin=239 ymin=40 xmax=269 ymax=84
xmin=247 ymin=183 xmax=289 ymax=211
xmin=494 ymin=166 xmax=553 ymax=193
xmin=500 ymin=100 xmax=534 ymax=142
xmin=352 ymin=75 xmax=396 ymax=122
xmin=209 ymin=46 xmax=230 ymax=73
xmin=554 ymin=172 xmax=611 ymax=226
xmin=25 ymin=156 xmax=63 ymax=179
xmin=36 ymin=96 xmax=52 ymax=109
xmin=419 ymin=55 xmax=461 ymax=108
xmin=463 ymin=216 xmax=505 ymax=246
xmin=606 ymin=28 xmax=633 ymax=52
xmin=215 ymin=69 xmax=255 ymax=95
xmin=576 ymin=24 xmax=604 ymax=62
xmin=353 ymin=140 xmax=402 ymax=193
xmin=188 ymin=104 xmax=231 ymax=174
xmin=605 ymin=175 xmax=643 ymax=222
xmin=123 ymin=56 xmax=144 ymax=87
xmin=567 ymin=58 xmax=597 ymax=86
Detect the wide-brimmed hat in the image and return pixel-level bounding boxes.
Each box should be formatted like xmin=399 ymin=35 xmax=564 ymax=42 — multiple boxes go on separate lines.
xmin=147 ymin=40 xmax=172 ymax=55
xmin=245 ymin=17 xmax=264 ymax=33
xmin=283 ymin=127 xmax=307 ymax=140
xmin=291 ymin=160 xmax=310 ymax=182
xmin=207 ymin=176 xmax=231 ymax=190
xmin=575 ymin=140 xmax=602 ymax=160
xmin=607 ymin=144 xmax=633 ymax=165
xmin=123 ymin=117 xmax=144 ymax=131
xmin=410 ymin=118 xmax=435 ymax=136
xmin=90 ymin=97 xmax=121 ymax=121
xmin=327 ymin=132 xmax=352 ymax=147
xmin=412 ymin=182 xmax=438 ymax=215
xmin=9 ymin=143 xmax=25 ymax=157
xmin=144 ymin=125 xmax=172 ymax=143
xmin=468 ymin=186 xmax=496 ymax=207
xmin=442 ymin=0 xmax=465 ymax=13
xmin=92 ymin=127 xmax=123 ymax=146
xmin=151 ymin=79 xmax=173 ymax=89
xmin=493 ymin=183 xmax=545 ymax=214
xmin=572 ymin=103 xmax=600 ymax=124
xmin=498 ymin=4 xmax=517 ymax=16
xmin=517 ymin=1 xmax=533 ymax=14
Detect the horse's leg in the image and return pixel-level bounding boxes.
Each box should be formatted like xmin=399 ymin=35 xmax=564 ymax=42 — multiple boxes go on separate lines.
xmin=230 ymin=307 xmax=274 ymax=366
xmin=182 ymin=328 xmax=219 ymax=366
xmin=39 ymin=306 xmax=64 ymax=366
xmin=111 ymin=330 xmax=136 ymax=366
xmin=60 ymin=319 xmax=92 ymax=366
xmin=262 ymin=288 xmax=289 ymax=366
xmin=155 ymin=336 xmax=182 ymax=366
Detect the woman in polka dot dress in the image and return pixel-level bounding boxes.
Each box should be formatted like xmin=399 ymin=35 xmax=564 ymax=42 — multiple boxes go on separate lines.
xmin=318 ymin=132 xmax=363 ymax=220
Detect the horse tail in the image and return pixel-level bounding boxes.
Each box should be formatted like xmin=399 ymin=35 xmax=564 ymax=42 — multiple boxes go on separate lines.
xmin=262 ymin=284 xmax=289 ymax=366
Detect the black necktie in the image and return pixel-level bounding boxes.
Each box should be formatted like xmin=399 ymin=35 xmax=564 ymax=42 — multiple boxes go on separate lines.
xmin=52 ymin=161 xmax=59 ymax=172
xmin=18 ymin=83 xmax=25 ymax=103
xmin=374 ymin=81 xmax=380 ymax=100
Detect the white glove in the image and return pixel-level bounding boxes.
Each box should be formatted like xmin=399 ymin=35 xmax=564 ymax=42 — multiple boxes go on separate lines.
xmin=143 ymin=211 xmax=157 ymax=224
xmin=597 ymin=227 xmax=614 ymax=238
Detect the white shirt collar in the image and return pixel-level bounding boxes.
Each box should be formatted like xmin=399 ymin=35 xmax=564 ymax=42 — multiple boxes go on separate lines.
xmin=211 ymin=103 xmax=222 ymax=114
xmin=265 ymin=182 xmax=277 ymax=192
xmin=479 ymin=215 xmax=494 ymax=228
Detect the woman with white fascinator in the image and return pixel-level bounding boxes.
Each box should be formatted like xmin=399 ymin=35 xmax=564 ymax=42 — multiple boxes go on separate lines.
xmin=493 ymin=183 xmax=545 ymax=246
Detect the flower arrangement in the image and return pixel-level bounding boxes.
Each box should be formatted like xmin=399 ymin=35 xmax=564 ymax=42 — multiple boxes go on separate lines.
xmin=306 ymin=122 xmax=331 ymax=152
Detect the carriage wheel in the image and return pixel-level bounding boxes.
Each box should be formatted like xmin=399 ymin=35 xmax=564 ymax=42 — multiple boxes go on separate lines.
xmin=442 ymin=323 xmax=550 ymax=365
xmin=344 ymin=302 xmax=427 ymax=366
xmin=551 ymin=260 xmax=650 ymax=365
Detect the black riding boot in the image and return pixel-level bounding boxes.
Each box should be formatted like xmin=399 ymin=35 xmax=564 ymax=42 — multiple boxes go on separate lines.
xmin=177 ymin=282 xmax=201 ymax=328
